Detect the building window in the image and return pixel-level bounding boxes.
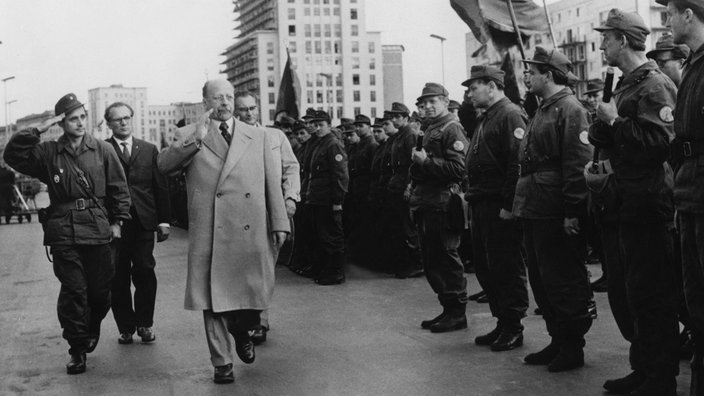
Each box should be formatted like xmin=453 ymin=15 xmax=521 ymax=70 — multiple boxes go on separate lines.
xmin=316 ymin=41 xmax=323 ymax=54
xmin=351 ymin=25 xmax=358 ymax=36
xmin=270 ymin=110 xmax=276 ymax=120
xmin=267 ymin=42 xmax=274 ymax=54
xmin=305 ymin=42 xmax=312 ymax=54
xmin=369 ymin=75 xmax=376 ymax=86
xmin=353 ymin=74 xmax=360 ymax=85
xmin=324 ymin=41 xmax=332 ymax=54
xmin=306 ymin=73 xmax=313 ymax=87
xmin=352 ymin=57 xmax=360 ymax=69
xmin=370 ymin=91 xmax=376 ymax=102
xmin=334 ymin=42 xmax=341 ymax=53
xmin=351 ymin=41 xmax=359 ymax=53
xmin=268 ymin=76 xmax=275 ymax=87
xmin=371 ymin=108 xmax=376 ymax=118
xmin=354 ymin=107 xmax=361 ymax=116
xmin=290 ymin=41 xmax=297 ymax=53
xmin=576 ymin=7 xmax=580 ymax=17
xmin=314 ymin=24 xmax=321 ymax=37
xmin=267 ymin=58 xmax=275 ymax=71
xmin=368 ymin=42 xmax=375 ymax=53
xmin=316 ymin=91 xmax=323 ymax=103
xmin=335 ymin=74 xmax=343 ymax=86
xmin=334 ymin=24 xmax=341 ymax=37
xmin=337 ymin=90 xmax=343 ymax=102
xmin=316 ymin=75 xmax=324 ymax=87
xmin=269 ymin=93 xmax=276 ymax=104
xmin=289 ymin=25 xmax=296 ymax=36
xmin=661 ymin=11 xmax=668 ymax=26
xmin=324 ymin=24 xmax=331 ymax=37
xmin=351 ymin=8 xmax=358 ymax=19
xmin=288 ymin=8 xmax=296 ymax=20
xmin=333 ymin=7 xmax=340 ymax=15
xmin=307 ymin=90 xmax=314 ymax=104
xmin=289 ymin=0 xmax=295 ymax=2
xmin=314 ymin=7 xmax=320 ymax=16
xmin=591 ymin=42 xmax=596 ymax=52
xmin=369 ymin=59 xmax=375 ymax=70
xmin=304 ymin=7 xmax=310 ymax=16
xmin=304 ymin=24 xmax=311 ymax=37
xmin=353 ymin=90 xmax=360 ymax=101
xmin=324 ymin=7 xmax=330 ymax=16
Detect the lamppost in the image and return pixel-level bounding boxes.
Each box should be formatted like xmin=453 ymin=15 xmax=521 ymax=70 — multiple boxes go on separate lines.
xmin=2 ymin=76 xmax=15 ymax=134
xmin=318 ymin=72 xmax=333 ymax=121
xmin=429 ymin=34 xmax=446 ymax=86
xmin=6 ymin=99 xmax=16 ymax=133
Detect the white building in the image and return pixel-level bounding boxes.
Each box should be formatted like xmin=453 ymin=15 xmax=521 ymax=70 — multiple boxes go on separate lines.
xmin=148 ymin=102 xmax=205 ymax=148
xmin=222 ymin=0 xmax=387 ymax=125
xmin=87 ymin=85 xmax=149 ymax=143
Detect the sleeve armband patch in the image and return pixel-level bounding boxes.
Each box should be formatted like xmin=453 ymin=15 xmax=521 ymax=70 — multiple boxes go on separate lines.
xmin=513 ymin=128 xmax=525 ymax=140
xmin=334 ymin=154 xmax=344 ymax=162
xmin=659 ymin=106 xmax=674 ymax=123
xmin=579 ymin=131 xmax=590 ymax=145
xmin=452 ymin=141 xmax=465 ymax=152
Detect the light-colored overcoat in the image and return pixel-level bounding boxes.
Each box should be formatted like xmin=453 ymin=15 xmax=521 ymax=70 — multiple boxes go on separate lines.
xmin=157 ymin=119 xmax=289 ymax=312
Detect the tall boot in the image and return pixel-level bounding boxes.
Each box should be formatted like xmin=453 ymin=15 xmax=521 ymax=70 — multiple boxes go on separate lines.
xmin=547 ymin=317 xmax=592 ymax=373
xmin=316 ymin=252 xmax=345 ymax=285
xmin=525 ymin=316 xmax=561 ymax=365
xmin=429 ymin=303 xmax=467 ymax=333
xmin=692 ymin=352 xmax=704 ymax=396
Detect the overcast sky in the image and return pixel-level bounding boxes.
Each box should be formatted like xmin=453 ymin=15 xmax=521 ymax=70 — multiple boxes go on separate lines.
xmin=0 ymin=0 xmax=548 ymax=123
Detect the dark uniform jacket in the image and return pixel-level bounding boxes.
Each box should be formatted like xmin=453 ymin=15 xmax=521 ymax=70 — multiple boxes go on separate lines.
xmin=369 ymin=139 xmax=387 ymax=203
xmin=107 ymin=137 xmax=171 ymax=231
xmin=4 ymin=129 xmax=131 ymax=245
xmin=298 ymin=135 xmax=319 ymax=203
xmin=409 ymin=113 xmax=468 ymax=211
xmin=590 ymin=61 xmax=676 ymax=223
xmin=673 ymin=43 xmax=704 ymax=213
xmin=348 ymin=134 xmax=378 ymax=200
xmin=513 ymin=88 xmax=592 ymax=219
xmin=466 ymin=97 xmax=525 ymax=210
xmin=305 ymin=133 xmax=349 ymax=206
xmin=379 ymin=133 xmax=397 ymax=193
xmin=388 ymin=124 xmax=418 ymax=195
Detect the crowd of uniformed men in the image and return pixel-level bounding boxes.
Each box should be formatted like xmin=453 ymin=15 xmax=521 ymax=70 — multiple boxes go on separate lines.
xmin=269 ymin=4 xmax=704 ymax=395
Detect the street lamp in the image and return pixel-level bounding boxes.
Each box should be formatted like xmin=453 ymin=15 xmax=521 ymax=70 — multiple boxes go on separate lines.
xmin=318 ymin=72 xmax=333 ymax=121
xmin=6 ymin=99 xmax=16 ymax=133
xmin=429 ymin=34 xmax=447 ymax=86
xmin=2 ymin=76 xmax=15 ymax=134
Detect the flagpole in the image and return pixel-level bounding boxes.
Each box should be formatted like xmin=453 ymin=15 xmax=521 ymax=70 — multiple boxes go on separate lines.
xmin=543 ymin=0 xmax=558 ymax=48
xmin=505 ymin=0 xmax=527 ymax=64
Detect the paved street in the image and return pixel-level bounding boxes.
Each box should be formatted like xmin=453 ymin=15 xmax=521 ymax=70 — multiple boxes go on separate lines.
xmin=0 ymin=219 xmax=693 ymax=395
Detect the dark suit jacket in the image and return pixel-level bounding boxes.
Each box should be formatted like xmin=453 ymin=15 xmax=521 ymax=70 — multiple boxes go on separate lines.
xmin=107 ymin=137 xmax=171 ymax=231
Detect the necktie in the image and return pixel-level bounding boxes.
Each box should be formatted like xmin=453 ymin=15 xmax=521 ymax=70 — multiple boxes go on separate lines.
xmin=121 ymin=142 xmax=130 ymax=159
xmin=220 ymin=122 xmax=231 ymax=146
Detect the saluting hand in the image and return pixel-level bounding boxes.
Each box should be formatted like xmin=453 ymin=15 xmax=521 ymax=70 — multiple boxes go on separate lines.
xmin=37 ymin=114 xmax=65 ymax=134
xmin=195 ymin=109 xmax=214 ymax=141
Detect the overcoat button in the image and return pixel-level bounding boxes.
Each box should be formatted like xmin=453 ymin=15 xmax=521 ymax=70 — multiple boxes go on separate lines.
xmin=244 ymin=225 xmax=250 ymax=230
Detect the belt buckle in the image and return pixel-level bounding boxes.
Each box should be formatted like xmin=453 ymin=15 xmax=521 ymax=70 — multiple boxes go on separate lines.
xmin=683 ymin=141 xmax=693 ymax=157
xmin=75 ymin=198 xmax=86 ymax=210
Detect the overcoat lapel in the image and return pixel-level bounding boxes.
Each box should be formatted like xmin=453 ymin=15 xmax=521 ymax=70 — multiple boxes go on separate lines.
xmin=217 ymin=119 xmax=252 ymax=188
xmin=201 ymin=122 xmax=228 ymax=162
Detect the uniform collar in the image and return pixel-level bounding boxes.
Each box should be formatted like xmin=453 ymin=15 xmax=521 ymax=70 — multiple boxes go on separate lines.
xmin=57 ymin=132 xmax=98 ymax=153
xmin=539 ymin=87 xmax=573 ymax=109
xmin=481 ymin=97 xmax=511 ymax=121
xmin=684 ymin=42 xmax=704 ymax=70
xmin=427 ymin=112 xmax=455 ymax=129
xmin=613 ymin=61 xmax=658 ymax=95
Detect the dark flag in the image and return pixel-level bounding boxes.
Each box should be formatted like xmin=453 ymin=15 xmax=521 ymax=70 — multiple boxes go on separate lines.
xmin=500 ymin=52 xmax=521 ymax=105
xmin=450 ymin=0 xmax=548 ymax=51
xmin=275 ymin=49 xmax=301 ymax=120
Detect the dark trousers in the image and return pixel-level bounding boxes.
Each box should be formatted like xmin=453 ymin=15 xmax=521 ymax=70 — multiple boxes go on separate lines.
xmin=110 ymin=219 xmax=157 ymax=334
xmin=51 ymin=244 xmax=114 ymax=355
xmin=471 ymin=200 xmax=528 ymax=332
xmin=203 ymin=309 xmax=261 ymax=367
xmin=310 ymin=204 xmax=345 ymax=278
xmin=387 ymin=194 xmax=422 ymax=273
xmin=290 ymin=203 xmax=315 ymax=269
xmin=415 ymin=210 xmax=467 ymax=309
xmin=680 ymin=213 xmax=704 ymax=352
xmin=522 ymin=219 xmax=592 ymax=344
xmin=602 ymin=220 xmax=679 ymax=378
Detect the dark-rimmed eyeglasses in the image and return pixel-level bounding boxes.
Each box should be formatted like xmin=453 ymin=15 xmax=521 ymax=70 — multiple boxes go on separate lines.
xmin=110 ymin=116 xmax=132 ymax=124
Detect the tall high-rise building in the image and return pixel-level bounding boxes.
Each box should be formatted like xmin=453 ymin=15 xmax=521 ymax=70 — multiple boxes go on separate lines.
xmin=221 ymin=0 xmax=385 ymax=125
xmin=87 ymin=84 xmax=149 ymax=142
xmin=382 ymin=44 xmax=404 ymax=110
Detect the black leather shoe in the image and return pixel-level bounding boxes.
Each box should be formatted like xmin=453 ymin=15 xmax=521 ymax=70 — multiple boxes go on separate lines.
xmin=233 ymin=331 xmax=255 ymax=364
xmin=66 ymin=353 xmax=86 ymax=375
xmin=603 ymin=371 xmax=646 ymax=394
xmin=315 ymin=276 xmax=345 ymax=285
xmin=250 ymin=326 xmax=267 ymax=345
xmin=491 ymin=332 xmax=523 ymax=352
xmin=524 ymin=341 xmax=560 ymax=365
xmin=590 ymin=276 xmax=608 ymax=293
xmin=476 ymin=293 xmax=489 ymax=303
xmin=474 ymin=326 xmax=502 ymax=346
xmin=118 ymin=332 xmax=133 ymax=345
xmin=547 ymin=345 xmax=584 ymax=372
xmin=429 ymin=314 xmax=467 ymax=333
xmin=86 ymin=337 xmax=99 ymax=353
xmin=137 ymin=327 xmax=156 ymax=343
xmin=629 ymin=377 xmax=676 ymax=396
xmin=420 ymin=311 xmax=446 ymax=329
xmin=468 ymin=290 xmax=486 ymax=301
xmin=213 ymin=363 xmax=234 ymax=384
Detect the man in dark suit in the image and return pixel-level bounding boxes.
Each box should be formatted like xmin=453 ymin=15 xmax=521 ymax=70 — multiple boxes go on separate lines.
xmin=105 ymin=102 xmax=171 ymax=344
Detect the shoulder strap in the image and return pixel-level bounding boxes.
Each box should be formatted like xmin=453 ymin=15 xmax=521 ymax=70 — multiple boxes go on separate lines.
xmin=61 ymin=151 xmax=109 ymax=216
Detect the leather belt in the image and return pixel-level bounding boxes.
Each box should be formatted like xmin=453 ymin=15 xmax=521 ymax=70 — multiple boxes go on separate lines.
xmin=53 ymin=198 xmax=103 ymax=212
xmin=519 ymin=159 xmax=560 ymax=176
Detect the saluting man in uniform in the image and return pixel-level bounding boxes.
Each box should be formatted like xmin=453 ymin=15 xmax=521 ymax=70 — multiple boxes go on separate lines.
xmin=463 ymin=65 xmax=528 ymax=352
xmin=4 ymin=93 xmax=130 ymax=375
xmin=410 ymin=83 xmax=469 ymax=333
xmin=514 ymin=47 xmax=594 ymax=372
xmin=589 ymin=9 xmax=680 ymax=395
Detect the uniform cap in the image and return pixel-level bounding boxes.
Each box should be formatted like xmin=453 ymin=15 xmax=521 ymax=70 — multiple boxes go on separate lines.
xmin=353 ymin=114 xmax=371 ymax=125
xmin=594 ymin=9 xmax=650 ymax=45
xmin=522 ymin=46 xmax=578 ymax=81
xmin=583 ymin=79 xmax=605 ymax=95
xmin=292 ymin=120 xmax=307 ymax=132
xmin=409 ymin=111 xmax=422 ymax=122
xmin=646 ymin=33 xmax=691 ymax=59
xmin=373 ymin=117 xmax=385 ymax=127
xmin=461 ymin=65 xmax=506 ymax=88
xmin=278 ymin=115 xmax=296 ymax=127
xmin=448 ymin=100 xmax=461 ymax=110
xmin=656 ymin=0 xmax=704 ymax=16
xmin=340 ymin=117 xmax=354 ymax=126
xmin=54 ymin=93 xmax=85 ymax=117
xmin=340 ymin=123 xmax=357 ymax=134
xmin=302 ymin=108 xmax=318 ymax=120
xmin=385 ymin=102 xmax=410 ymax=115
xmin=308 ymin=110 xmax=331 ymax=123
xmin=416 ymin=82 xmax=449 ymax=102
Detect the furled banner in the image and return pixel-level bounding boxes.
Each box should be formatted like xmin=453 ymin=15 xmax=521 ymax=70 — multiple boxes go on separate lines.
xmin=275 ymin=49 xmax=301 ymax=120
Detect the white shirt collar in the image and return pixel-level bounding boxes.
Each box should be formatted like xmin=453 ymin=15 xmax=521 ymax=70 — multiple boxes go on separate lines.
xmin=113 ymin=134 xmax=133 ymax=149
